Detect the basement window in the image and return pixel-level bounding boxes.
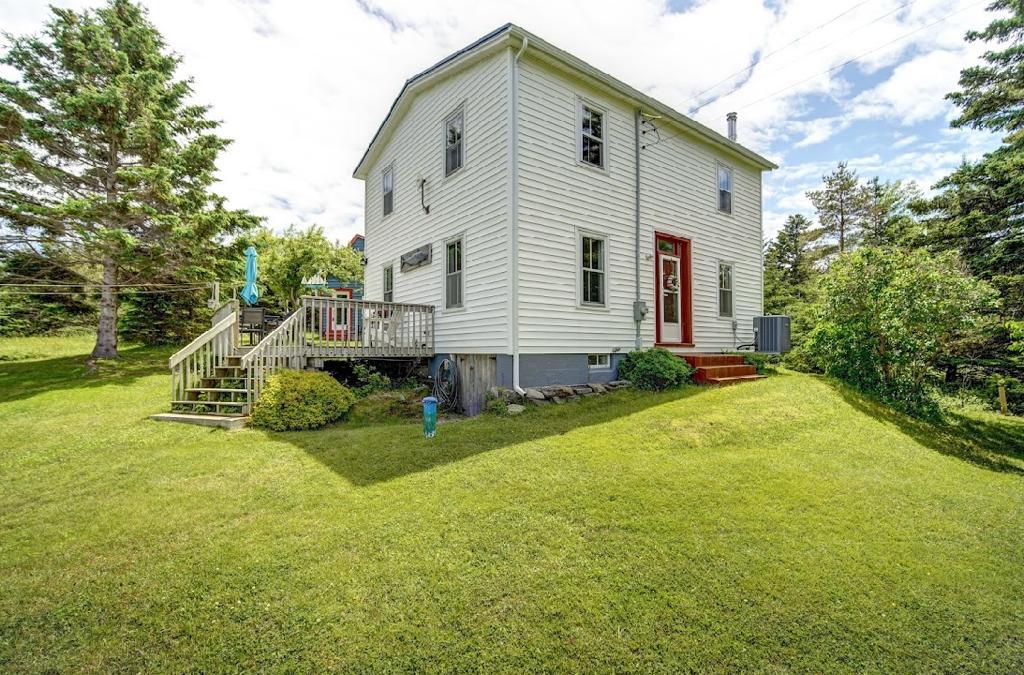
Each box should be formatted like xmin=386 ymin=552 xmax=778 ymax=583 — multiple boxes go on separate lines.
xmin=382 ymin=165 xmax=394 ymax=216
xmin=383 ymin=264 xmax=394 ymax=302
xmin=579 ymin=101 xmax=605 ymax=169
xmin=587 ymin=354 xmax=610 ymax=369
xmin=718 ymin=262 xmax=733 ymax=318
xmin=717 ymin=164 xmax=733 ymax=214
xmin=444 ymin=107 xmax=464 ymax=176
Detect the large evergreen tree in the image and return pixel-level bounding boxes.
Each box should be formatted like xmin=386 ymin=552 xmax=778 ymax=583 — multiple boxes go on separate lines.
xmin=807 ymin=162 xmax=866 ymax=254
xmin=0 ymin=0 xmax=258 ymax=359
xmin=764 ymin=214 xmax=814 ymax=314
xmin=917 ymin=0 xmax=1024 ymax=318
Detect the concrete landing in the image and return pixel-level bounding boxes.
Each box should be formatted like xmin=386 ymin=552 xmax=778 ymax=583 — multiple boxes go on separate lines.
xmin=150 ymin=412 xmax=248 ymax=430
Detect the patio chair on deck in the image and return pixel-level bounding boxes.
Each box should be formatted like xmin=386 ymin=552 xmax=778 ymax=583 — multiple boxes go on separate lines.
xmin=366 ymin=306 xmax=404 ymax=349
xmin=239 ymin=306 xmax=265 ymax=345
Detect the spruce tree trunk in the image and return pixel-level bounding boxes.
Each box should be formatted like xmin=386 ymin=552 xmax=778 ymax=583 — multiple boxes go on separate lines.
xmin=91 ymin=256 xmax=119 ymax=360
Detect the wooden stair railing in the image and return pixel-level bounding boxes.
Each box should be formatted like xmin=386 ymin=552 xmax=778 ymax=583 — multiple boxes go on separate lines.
xmin=168 ymin=311 xmax=239 ymax=408
xmin=239 ymin=308 xmax=306 ymax=405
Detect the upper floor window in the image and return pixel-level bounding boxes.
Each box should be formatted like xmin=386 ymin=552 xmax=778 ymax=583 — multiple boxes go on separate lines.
xmin=717 ymin=165 xmax=733 ymax=214
xmin=445 ymin=108 xmax=464 ymax=176
xmin=718 ymin=262 xmax=733 ymax=317
xmin=383 ymin=264 xmax=394 ymax=302
xmin=579 ymin=102 xmax=605 ymax=169
xmin=580 ymin=232 xmax=606 ymax=306
xmin=445 ymin=237 xmax=464 ymax=308
xmin=382 ymin=165 xmax=394 ymax=216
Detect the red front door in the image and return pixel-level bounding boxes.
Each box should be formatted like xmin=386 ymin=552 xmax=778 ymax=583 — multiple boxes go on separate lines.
xmin=655 ymin=233 xmax=693 ymax=346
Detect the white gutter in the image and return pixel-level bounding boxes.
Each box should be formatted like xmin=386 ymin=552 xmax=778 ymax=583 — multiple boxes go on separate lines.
xmin=511 ymin=36 xmax=529 ymax=395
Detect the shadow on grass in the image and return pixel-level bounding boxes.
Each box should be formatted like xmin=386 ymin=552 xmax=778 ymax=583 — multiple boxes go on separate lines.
xmin=0 ymin=345 xmax=173 ymax=405
xmin=835 ymin=384 xmax=1024 ymax=476
xmin=272 ymin=386 xmax=711 ymax=486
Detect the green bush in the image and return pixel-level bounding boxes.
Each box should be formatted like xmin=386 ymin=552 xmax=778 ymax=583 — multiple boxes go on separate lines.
xmin=617 ymin=348 xmax=694 ymax=390
xmin=352 ymin=363 xmax=391 ymax=397
xmin=731 ymin=351 xmax=781 ymax=374
xmin=251 ymin=370 xmax=356 ymax=431
xmin=805 ymin=247 xmax=997 ymax=416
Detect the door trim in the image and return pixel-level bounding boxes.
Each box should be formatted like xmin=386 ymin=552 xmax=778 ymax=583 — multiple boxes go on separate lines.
xmin=654 ymin=232 xmax=693 ymax=347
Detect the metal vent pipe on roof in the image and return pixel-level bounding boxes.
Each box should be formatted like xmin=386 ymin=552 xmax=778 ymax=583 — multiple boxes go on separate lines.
xmin=726 ymin=112 xmax=737 ymax=141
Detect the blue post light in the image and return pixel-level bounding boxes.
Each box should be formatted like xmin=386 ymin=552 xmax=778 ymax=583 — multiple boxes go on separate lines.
xmin=422 ymin=396 xmax=438 ymax=438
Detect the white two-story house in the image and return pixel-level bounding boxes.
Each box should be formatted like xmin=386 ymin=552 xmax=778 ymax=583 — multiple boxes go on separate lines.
xmin=353 ymin=24 xmax=776 ymax=394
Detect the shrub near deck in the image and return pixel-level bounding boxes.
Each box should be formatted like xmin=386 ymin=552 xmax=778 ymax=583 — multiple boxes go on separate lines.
xmin=250 ymin=369 xmax=355 ymax=431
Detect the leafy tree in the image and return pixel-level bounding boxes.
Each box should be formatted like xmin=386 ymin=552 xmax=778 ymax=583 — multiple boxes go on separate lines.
xmin=807 ymin=162 xmax=866 ymax=254
xmin=806 ymin=247 xmax=997 ymax=415
xmin=255 ymin=225 xmax=364 ymax=312
xmin=0 ymin=0 xmax=257 ymax=359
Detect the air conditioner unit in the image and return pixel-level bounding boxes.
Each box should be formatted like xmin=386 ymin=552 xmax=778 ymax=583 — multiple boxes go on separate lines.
xmin=753 ymin=316 xmax=791 ymax=353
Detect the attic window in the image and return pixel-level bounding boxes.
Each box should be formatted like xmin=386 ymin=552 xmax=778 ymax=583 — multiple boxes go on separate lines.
xmin=382 ymin=165 xmax=394 ymax=216
xmin=445 ymin=108 xmax=464 ymax=176
xmin=579 ymin=102 xmax=605 ymax=169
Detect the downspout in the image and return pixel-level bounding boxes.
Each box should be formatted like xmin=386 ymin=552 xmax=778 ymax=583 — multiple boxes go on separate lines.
xmin=634 ymin=108 xmax=642 ymax=349
xmin=511 ymin=36 xmax=529 ymax=394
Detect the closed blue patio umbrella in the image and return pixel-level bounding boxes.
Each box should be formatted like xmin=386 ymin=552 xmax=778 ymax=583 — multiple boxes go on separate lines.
xmin=240 ymin=245 xmax=259 ymax=305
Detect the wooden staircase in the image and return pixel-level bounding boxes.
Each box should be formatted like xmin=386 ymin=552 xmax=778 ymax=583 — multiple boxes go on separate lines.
xmin=170 ymin=354 xmax=249 ymax=417
xmin=681 ymin=353 xmax=766 ymax=385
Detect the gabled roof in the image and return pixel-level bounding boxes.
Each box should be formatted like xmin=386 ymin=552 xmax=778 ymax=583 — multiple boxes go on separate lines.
xmin=353 ymin=23 xmax=777 ymax=179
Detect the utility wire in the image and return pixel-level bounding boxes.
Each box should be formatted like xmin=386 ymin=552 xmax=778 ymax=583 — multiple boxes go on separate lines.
xmin=646 ymin=0 xmax=982 ymax=149
xmin=683 ymin=0 xmax=877 ymax=107
xmin=736 ymin=0 xmax=985 ymax=112
xmin=690 ymin=0 xmax=919 ymax=115
xmin=0 ymin=282 xmax=211 ymax=288
xmin=0 ymin=287 xmax=209 ymax=296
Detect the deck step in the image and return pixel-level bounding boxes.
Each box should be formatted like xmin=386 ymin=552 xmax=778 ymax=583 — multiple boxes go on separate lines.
xmin=705 ymin=374 xmax=767 ymax=386
xmin=693 ymin=364 xmax=758 ymax=383
xmin=680 ymin=353 xmax=746 ymax=368
xmin=150 ymin=413 xmax=248 ymax=430
xmin=185 ymin=387 xmax=248 ymax=394
xmin=172 ymin=399 xmax=246 ymax=408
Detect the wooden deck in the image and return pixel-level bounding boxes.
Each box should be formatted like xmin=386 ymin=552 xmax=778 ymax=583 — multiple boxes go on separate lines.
xmin=168 ymin=296 xmax=435 ymax=417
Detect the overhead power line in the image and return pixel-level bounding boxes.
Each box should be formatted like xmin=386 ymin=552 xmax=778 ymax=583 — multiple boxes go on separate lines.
xmin=683 ymin=0 xmax=877 ymax=107
xmin=0 ymin=287 xmax=209 ymax=296
xmin=645 ymin=0 xmax=983 ymax=149
xmin=735 ymin=0 xmax=986 ymax=112
xmin=690 ymin=0 xmax=920 ymax=114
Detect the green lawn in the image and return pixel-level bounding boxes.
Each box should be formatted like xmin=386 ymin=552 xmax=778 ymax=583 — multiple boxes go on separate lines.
xmin=1 ymin=336 xmax=1022 ymax=672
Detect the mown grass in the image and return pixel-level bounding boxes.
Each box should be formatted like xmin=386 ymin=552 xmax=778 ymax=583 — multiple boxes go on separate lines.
xmin=1 ymin=335 xmax=1022 ymax=672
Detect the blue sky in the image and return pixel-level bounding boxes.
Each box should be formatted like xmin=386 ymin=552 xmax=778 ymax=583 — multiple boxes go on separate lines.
xmin=1 ymin=0 xmax=1002 ymax=240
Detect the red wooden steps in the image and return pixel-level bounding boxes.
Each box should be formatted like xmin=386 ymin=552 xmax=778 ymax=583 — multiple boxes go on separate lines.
xmin=680 ymin=353 xmax=766 ymax=385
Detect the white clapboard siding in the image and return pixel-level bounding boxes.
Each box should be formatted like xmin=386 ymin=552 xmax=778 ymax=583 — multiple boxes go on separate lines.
xmin=362 ymin=50 xmax=510 ymax=354
xmin=515 ymin=54 xmax=764 ymax=354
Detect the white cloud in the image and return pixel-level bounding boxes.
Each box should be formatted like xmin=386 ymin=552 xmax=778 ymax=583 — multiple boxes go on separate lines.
xmin=0 ymin=0 xmax=1001 ymax=244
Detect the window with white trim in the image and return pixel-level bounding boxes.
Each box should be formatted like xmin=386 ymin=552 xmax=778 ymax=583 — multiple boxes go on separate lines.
xmin=579 ymin=102 xmax=605 ymax=169
xmin=445 ymin=238 xmax=463 ymax=308
xmin=382 ymin=165 xmax=394 ymax=216
xmin=717 ymin=164 xmax=733 ymax=214
xmin=580 ymin=233 xmax=606 ymax=306
xmin=587 ymin=354 xmax=610 ymax=369
xmin=718 ymin=262 xmax=733 ymax=317
xmin=444 ymin=108 xmax=464 ymax=176
xmin=383 ymin=265 xmax=394 ymax=302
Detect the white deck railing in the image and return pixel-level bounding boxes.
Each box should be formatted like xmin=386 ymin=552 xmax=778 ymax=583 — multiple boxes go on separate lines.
xmin=168 ymin=310 xmax=238 ymax=404
xmin=300 ymin=295 xmax=435 ymax=359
